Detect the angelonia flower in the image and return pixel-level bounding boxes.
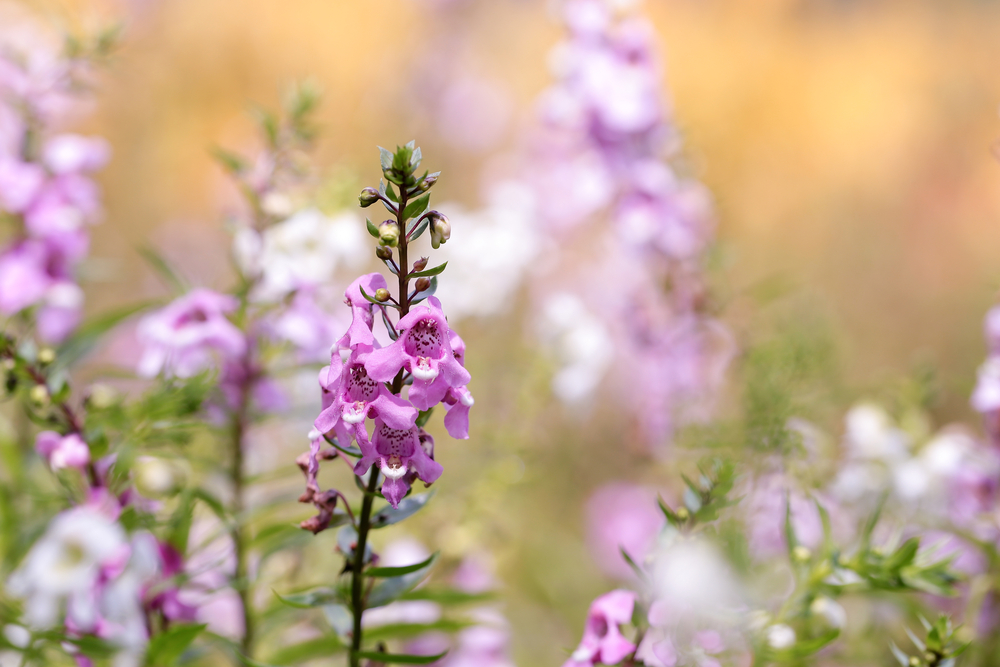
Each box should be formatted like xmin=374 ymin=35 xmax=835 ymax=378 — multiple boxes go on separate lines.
xmin=973 ymin=304 xmax=1000 ymax=447
xmin=519 ymin=0 xmax=732 ymax=448
xmin=564 ymin=590 xmax=637 ymax=667
xmin=0 ymin=37 xmax=109 ymax=343
xmin=309 ymin=145 xmax=472 ymax=514
xmin=136 ymin=288 xmax=246 ymax=379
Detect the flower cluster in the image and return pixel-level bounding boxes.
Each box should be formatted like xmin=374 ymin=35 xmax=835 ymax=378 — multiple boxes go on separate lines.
xmin=523 ymin=0 xmax=732 ymax=447
xmin=308 ymin=144 xmax=472 ymax=511
xmin=0 ymin=29 xmax=110 ymax=343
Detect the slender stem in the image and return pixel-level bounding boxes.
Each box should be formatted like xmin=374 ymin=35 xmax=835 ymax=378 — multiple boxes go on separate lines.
xmin=230 ymin=353 xmax=255 ymax=659
xmin=349 ymin=178 xmax=411 ymax=666
xmin=350 ymin=469 xmax=381 ymax=666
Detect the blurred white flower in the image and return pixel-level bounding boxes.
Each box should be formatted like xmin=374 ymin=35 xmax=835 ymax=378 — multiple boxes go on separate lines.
xmin=539 ymin=292 xmax=613 ymax=403
xmin=238 ymin=208 xmax=367 ymax=301
xmin=766 ymin=624 xmax=796 ymax=649
xmin=7 ymin=506 xmax=125 ymax=628
xmin=434 ymin=182 xmax=540 ymax=321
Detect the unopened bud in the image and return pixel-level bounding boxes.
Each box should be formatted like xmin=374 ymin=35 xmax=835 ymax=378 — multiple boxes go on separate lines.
xmin=909 ymin=657 xmax=921 ymax=667
xmin=419 ymin=173 xmax=439 ymax=191
xmin=37 ymin=348 xmax=55 ymax=365
xmin=29 ymin=384 xmax=49 ymax=405
xmin=792 ymin=545 xmax=811 ymax=563
xmin=134 ymin=456 xmax=186 ymax=499
xmin=675 ymin=506 xmax=690 ymax=521
xmin=85 ymin=383 xmax=118 ymax=409
xmin=412 ymin=257 xmax=428 ymax=272
xmin=358 ymin=187 xmax=380 ymax=208
xmin=414 ymin=277 xmax=431 ymax=293
xmin=374 ymin=288 xmax=391 ymax=303
xmin=378 ymin=221 xmax=400 ymax=248
xmin=376 ymin=245 xmax=393 ymax=261
xmin=427 ymin=211 xmax=451 ymax=249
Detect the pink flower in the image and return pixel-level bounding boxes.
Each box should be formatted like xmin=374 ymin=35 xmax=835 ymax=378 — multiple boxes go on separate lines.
xmin=136 ymin=288 xmax=246 ymax=378
xmin=0 ymin=241 xmax=52 ymax=314
xmin=365 ymin=297 xmax=471 ymax=411
xmin=354 ymin=419 xmax=443 ymax=508
xmin=42 ymin=134 xmax=110 ymax=175
xmin=314 ymin=348 xmax=418 ymax=446
xmin=338 ymin=273 xmax=389 ymax=354
xmin=441 ymin=331 xmax=474 ymax=439
xmin=564 ymin=589 xmax=637 ymax=667
xmin=586 ymin=483 xmax=665 ymax=580
xmin=35 ymin=431 xmax=90 ymax=471
xmin=0 ymin=157 xmax=45 ymax=212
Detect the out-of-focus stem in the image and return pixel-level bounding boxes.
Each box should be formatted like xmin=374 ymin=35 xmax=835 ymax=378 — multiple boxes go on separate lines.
xmin=230 ymin=353 xmax=255 ymax=659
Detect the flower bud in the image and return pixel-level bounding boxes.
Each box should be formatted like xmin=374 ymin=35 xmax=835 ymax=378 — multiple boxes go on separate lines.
xmin=427 ymin=211 xmax=451 ymax=249
xmin=374 ymin=288 xmax=391 ymax=303
xmin=85 ymin=383 xmax=118 ymax=409
xmin=414 ymin=277 xmax=431 ymax=293
xmin=378 ymin=221 xmax=400 ymax=248
xmin=358 ymin=187 xmax=380 ymax=208
xmin=134 ymin=456 xmax=186 ymax=499
xmin=29 ymin=384 xmax=49 ymax=406
xmin=675 ymin=506 xmax=690 ymax=521
xmin=791 ymin=545 xmax=811 ymax=563
xmin=419 ymin=173 xmax=438 ymax=191
xmin=376 ymin=245 xmax=393 ymax=261
xmin=412 ymin=257 xmax=428 ymax=272
xmin=37 ymin=348 xmax=55 ymax=365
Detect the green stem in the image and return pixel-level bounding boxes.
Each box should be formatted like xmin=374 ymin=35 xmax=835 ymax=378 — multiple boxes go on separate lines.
xmin=231 ymin=354 xmax=255 ymax=659
xmin=350 ymin=172 xmax=411 ymax=665
xmin=349 ymin=469 xmax=382 ymax=666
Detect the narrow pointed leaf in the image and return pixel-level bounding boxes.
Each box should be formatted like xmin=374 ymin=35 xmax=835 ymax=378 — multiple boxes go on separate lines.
xmin=371 ymin=491 xmax=435 ymax=529
xmin=402 ymin=194 xmax=429 ymax=221
xmin=410 ymin=262 xmax=447 ymax=279
xmin=367 ymin=552 xmax=438 ymax=578
xmin=379 ymin=146 xmax=393 ymax=170
xmin=352 ymin=651 xmax=447 ymax=665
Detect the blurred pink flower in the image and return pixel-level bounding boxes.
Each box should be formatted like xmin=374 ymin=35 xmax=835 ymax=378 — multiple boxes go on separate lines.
xmin=585 ymin=483 xmax=664 ymax=580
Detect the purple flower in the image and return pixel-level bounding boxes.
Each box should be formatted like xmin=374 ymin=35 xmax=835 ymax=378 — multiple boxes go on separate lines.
xmin=365 ymin=297 xmax=471 ymax=411
xmin=42 ymin=134 xmax=110 ymax=175
xmin=0 ymin=157 xmax=45 ymax=212
xmin=354 ymin=419 xmax=443 ymax=508
xmin=337 ymin=273 xmax=389 ymax=354
xmin=0 ymin=241 xmax=52 ymax=314
xmin=564 ymin=589 xmax=637 ymax=667
xmin=24 ymin=174 xmax=102 ymax=238
xmin=35 ymin=431 xmax=90 ymax=471
xmin=585 ymin=483 xmax=665 ymax=580
xmin=441 ymin=331 xmax=474 ymax=439
xmin=136 ymin=288 xmax=246 ymax=378
xmin=314 ymin=347 xmax=418 ymax=446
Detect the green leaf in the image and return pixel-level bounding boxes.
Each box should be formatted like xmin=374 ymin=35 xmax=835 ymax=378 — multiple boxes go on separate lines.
xmin=371 ymin=491 xmax=435 ymax=529
xmin=324 ymin=433 xmax=363 ymax=458
xmin=618 ymin=547 xmax=647 ymax=583
xmin=210 ymin=146 xmax=247 ymax=174
xmin=274 ymin=587 xmax=345 ymax=609
xmin=367 ymin=552 xmax=438 ymax=578
xmin=56 ymin=300 xmax=158 ymax=369
xmin=415 ymin=408 xmax=433 ymax=428
xmin=386 ymin=181 xmax=399 ymax=203
xmin=146 ymin=623 xmax=207 ymax=666
xmin=138 ymin=246 xmax=189 ymax=294
xmin=367 ymin=556 xmax=437 ymax=608
xmin=406 ymin=216 xmax=430 ymax=242
xmin=365 ymin=619 xmax=471 ymax=642
xmin=379 ymin=146 xmax=394 ymax=170
xmin=402 ymin=194 xmax=430 ymax=222
xmin=410 ymin=262 xmax=447 ymax=279
xmin=352 ymin=650 xmax=448 ymax=665
xmin=265 ymin=635 xmax=345 ymax=665
xmin=166 ymin=491 xmax=195 ymax=553
xmin=367 ymin=218 xmax=380 ymax=238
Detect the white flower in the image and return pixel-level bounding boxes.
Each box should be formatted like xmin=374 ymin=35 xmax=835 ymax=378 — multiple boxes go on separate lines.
xmin=539 ymin=292 xmax=613 ymax=403
xmin=252 ymin=208 xmax=367 ymax=301
xmin=650 ymin=537 xmax=741 ymax=618
xmin=7 ymin=506 xmax=126 ymax=628
xmin=809 ymin=597 xmax=846 ymax=629
xmin=433 ymin=182 xmax=541 ymax=321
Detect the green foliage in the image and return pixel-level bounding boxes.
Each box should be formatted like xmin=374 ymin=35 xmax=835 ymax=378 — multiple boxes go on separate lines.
xmin=145 ymin=623 xmax=208 ymax=666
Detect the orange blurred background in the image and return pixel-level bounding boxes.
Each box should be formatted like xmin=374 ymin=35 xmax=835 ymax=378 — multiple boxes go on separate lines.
xmin=12 ymin=0 xmax=1000 ymax=663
